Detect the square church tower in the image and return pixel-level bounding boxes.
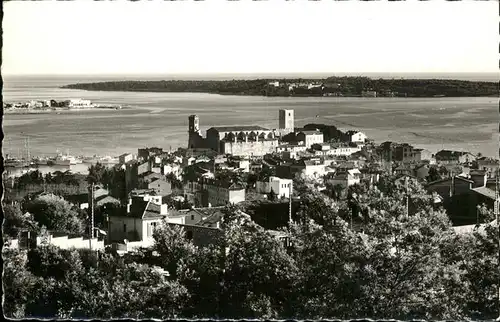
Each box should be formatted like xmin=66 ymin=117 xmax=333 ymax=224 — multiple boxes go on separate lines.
xmin=279 ymin=109 xmax=294 ymax=134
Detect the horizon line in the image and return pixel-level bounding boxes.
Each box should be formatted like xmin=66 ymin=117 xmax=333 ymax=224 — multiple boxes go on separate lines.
xmin=3 ymin=71 xmax=499 ymax=82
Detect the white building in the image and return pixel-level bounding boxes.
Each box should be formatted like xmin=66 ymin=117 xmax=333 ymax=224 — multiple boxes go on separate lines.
xmin=256 ymin=176 xmax=293 ymax=198
xmin=237 ymin=159 xmax=250 ymax=173
xmin=297 ymin=130 xmax=324 ymax=149
xmin=350 ymin=131 xmax=367 ymax=143
xmin=128 ymin=193 xmax=169 ymax=215
xmin=308 ymin=84 xmax=322 ymax=90
xmin=69 ymin=99 xmax=94 ymax=108
xmin=330 ymin=146 xmax=361 ymax=156
xmin=109 ymin=198 xmax=168 ymax=248
xmin=119 ymin=153 xmax=135 ymax=164
xmin=163 ymin=163 xmax=182 ymax=179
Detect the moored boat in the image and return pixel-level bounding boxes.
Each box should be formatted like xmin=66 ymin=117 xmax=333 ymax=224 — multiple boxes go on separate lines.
xmin=99 ymin=156 xmax=120 ymax=165
xmin=53 ymin=154 xmax=79 ymax=166
xmin=33 ymin=157 xmax=49 ymax=166
xmin=4 ymin=158 xmax=30 ymax=168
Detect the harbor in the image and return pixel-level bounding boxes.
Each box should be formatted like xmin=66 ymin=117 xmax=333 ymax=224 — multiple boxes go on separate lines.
xmin=3 ymin=139 xmax=119 ymax=178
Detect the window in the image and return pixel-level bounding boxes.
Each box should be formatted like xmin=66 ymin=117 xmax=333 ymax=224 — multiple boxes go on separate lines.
xmin=186 ymin=231 xmax=193 ymax=240
xmin=123 ymin=224 xmax=127 ymax=233
xmin=191 ymin=215 xmax=195 ymax=221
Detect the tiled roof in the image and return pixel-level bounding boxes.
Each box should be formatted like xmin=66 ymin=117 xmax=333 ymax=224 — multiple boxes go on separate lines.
xmin=413 ymin=163 xmax=428 ymax=170
xmin=299 ymin=130 xmax=322 ymax=135
xmin=197 ymin=211 xmax=224 ymax=227
xmin=426 ymin=176 xmax=474 ymax=187
xmin=142 ymin=172 xmax=163 ymax=180
xmin=209 ymin=125 xmax=270 ymax=132
xmin=95 ymin=195 xmax=120 ymax=206
xmin=203 ymin=179 xmax=245 ymax=190
xmin=143 ymin=202 xmax=164 ymax=219
xmin=304 ymin=160 xmax=323 ymax=166
xmin=131 ymin=188 xmax=157 ymax=196
xmin=435 ymin=150 xmax=474 ymax=158
xmin=453 ymin=220 xmax=497 ymax=235
xmin=472 ymin=187 xmax=496 ymax=200
xmin=94 ymin=187 xmax=109 ymax=199
xmin=228 ymin=183 xmax=245 ymax=190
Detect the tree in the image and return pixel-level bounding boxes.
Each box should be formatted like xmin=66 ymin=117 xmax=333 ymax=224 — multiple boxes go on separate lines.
xmin=257 ymin=166 xmax=276 ymax=182
xmin=3 ymin=204 xmax=38 ymax=238
xmin=26 ymin=193 xmax=85 ymax=235
xmin=426 ymin=166 xmax=441 ymax=182
xmin=152 ymin=221 xmax=197 ymax=279
xmin=87 ymin=162 xmax=107 ymax=184
xmin=177 ymin=244 xmax=225 ymax=318
xmin=4 ymin=245 xmax=188 ymax=319
xmin=333 ymin=184 xmax=345 ymax=200
xmin=181 ymin=165 xmax=199 ymax=183
xmin=166 ymin=172 xmax=183 ymax=189
xmin=446 ymin=207 xmax=498 ymax=319
xmin=3 ymin=249 xmax=39 ymax=318
xmin=288 ymin=177 xmax=466 ymax=319
xmin=218 ymin=207 xmax=300 ymax=319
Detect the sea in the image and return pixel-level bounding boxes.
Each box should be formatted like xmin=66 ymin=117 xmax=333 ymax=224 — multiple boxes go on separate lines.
xmin=2 ymin=73 xmax=499 ymax=175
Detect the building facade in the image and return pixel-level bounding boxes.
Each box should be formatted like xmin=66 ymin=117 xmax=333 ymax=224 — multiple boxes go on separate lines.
xmin=297 ymin=131 xmax=324 ymax=148
xmin=109 ymin=199 xmax=167 ymax=246
xmin=256 ymin=176 xmax=293 ymax=198
xmin=206 ymin=125 xmax=278 ymax=156
xmin=279 ymin=109 xmax=295 ymax=135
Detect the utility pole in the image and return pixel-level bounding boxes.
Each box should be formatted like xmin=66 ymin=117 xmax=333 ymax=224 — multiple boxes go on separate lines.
xmin=406 ymin=178 xmax=409 ymax=218
xmin=288 ymin=181 xmax=293 ymax=225
xmin=495 ymin=167 xmax=500 ymax=321
xmin=89 ymin=182 xmax=95 ymax=250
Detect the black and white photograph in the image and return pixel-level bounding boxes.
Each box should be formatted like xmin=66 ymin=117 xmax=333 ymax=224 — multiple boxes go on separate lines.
xmin=2 ymin=0 xmax=499 ymax=320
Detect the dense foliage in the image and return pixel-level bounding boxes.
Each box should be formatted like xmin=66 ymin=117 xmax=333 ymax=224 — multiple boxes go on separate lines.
xmin=3 ymin=176 xmax=499 ymax=319
xmin=87 ymin=162 xmax=127 ymax=200
xmin=62 ymin=77 xmax=498 ymax=97
xmin=24 ymin=193 xmax=86 ymax=235
xmin=3 ymin=170 xmax=88 ymax=204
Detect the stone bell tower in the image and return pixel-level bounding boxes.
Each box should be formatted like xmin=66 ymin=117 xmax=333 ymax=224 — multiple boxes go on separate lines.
xmin=188 ymin=115 xmax=203 ymax=149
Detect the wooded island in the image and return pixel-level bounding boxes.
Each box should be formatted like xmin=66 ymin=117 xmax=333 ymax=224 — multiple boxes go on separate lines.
xmin=61 ymin=76 xmax=498 ymax=97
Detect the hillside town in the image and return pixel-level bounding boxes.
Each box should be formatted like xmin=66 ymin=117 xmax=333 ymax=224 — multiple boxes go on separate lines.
xmin=5 ymin=108 xmax=499 ymax=249
xmin=3 ymin=108 xmax=499 ymax=319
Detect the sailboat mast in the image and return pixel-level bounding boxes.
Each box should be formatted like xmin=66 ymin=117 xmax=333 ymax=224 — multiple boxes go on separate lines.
xmin=27 ymin=137 xmax=30 ymax=161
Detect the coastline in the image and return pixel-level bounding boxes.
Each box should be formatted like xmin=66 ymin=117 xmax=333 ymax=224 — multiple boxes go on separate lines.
xmin=60 ymin=76 xmax=499 ymax=98
xmin=58 ymin=87 xmax=499 ymax=99
xmin=3 ymin=106 xmax=128 ymax=115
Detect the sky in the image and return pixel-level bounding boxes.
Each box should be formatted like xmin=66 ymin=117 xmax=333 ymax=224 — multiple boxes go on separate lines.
xmin=2 ymin=0 xmax=498 ymax=76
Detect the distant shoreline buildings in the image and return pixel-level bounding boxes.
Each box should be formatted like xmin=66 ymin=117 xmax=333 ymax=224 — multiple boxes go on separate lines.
xmin=3 ymin=98 xmax=122 ymax=112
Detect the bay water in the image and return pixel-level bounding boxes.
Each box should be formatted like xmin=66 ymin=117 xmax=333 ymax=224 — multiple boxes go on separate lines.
xmin=3 ymin=75 xmax=498 ymax=170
